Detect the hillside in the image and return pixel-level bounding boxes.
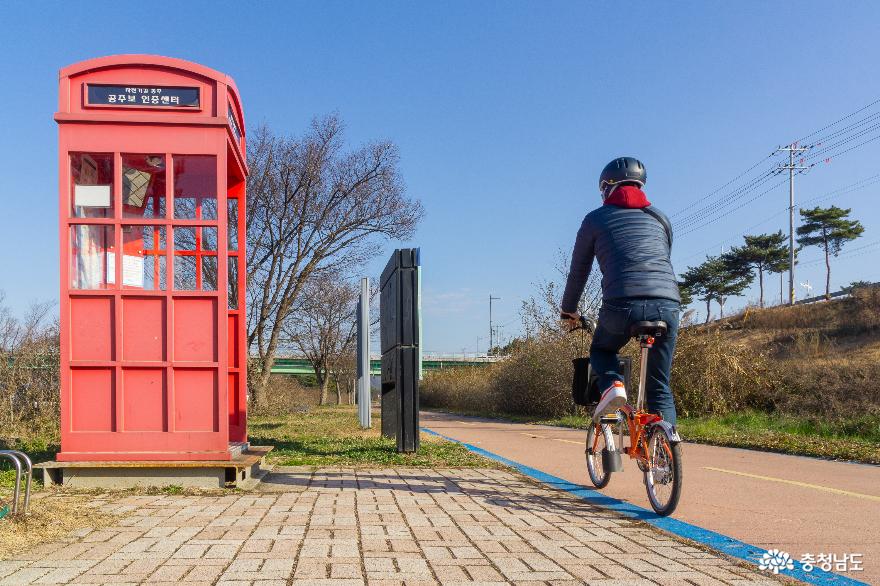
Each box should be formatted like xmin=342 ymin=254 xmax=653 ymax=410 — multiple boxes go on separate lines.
xmin=693 ymin=285 xmax=880 ymax=421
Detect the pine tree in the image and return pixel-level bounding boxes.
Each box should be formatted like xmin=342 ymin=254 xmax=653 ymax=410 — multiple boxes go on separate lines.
xmin=681 ymin=255 xmax=753 ymax=322
xmin=796 ymin=206 xmax=864 ymax=299
xmin=681 ymin=263 xmax=715 ymax=324
xmin=678 ymin=281 xmax=694 ymax=307
xmin=716 ymin=253 xmax=754 ymax=316
xmin=727 ymin=231 xmax=790 ymax=307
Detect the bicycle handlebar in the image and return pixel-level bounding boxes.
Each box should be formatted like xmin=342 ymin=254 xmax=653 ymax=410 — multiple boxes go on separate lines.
xmin=566 ymin=315 xmax=597 ymax=334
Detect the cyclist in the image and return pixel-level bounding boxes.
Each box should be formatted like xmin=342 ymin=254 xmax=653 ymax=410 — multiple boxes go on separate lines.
xmin=560 ymin=157 xmax=681 ymax=426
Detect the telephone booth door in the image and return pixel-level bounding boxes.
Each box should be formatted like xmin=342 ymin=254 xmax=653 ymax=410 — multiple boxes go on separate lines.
xmin=56 ymin=55 xmax=248 ymax=461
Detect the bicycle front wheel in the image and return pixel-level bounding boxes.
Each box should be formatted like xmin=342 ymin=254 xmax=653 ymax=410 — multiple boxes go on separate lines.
xmin=585 ymin=422 xmax=615 ymax=488
xmin=643 ymin=427 xmax=682 ymax=516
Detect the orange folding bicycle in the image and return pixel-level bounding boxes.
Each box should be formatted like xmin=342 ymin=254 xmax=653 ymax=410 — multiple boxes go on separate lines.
xmin=572 ymin=316 xmax=683 ymax=516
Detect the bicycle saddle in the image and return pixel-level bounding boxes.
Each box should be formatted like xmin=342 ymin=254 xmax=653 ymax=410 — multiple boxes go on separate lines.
xmin=629 ymin=320 xmax=667 ymax=338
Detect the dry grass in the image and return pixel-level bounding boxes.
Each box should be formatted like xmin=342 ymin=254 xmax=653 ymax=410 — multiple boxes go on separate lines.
xmin=0 ymin=493 xmax=121 ymax=560
xmin=671 ymin=327 xmax=783 ymax=417
xmin=248 ymin=374 xmax=322 ymax=416
xmin=728 ymin=285 xmax=880 ymax=339
xmin=422 ymin=327 xmax=778 ymax=420
xmin=421 ymin=336 xmax=587 ymax=419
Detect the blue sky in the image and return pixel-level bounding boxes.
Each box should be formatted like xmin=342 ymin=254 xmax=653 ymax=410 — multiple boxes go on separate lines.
xmin=1 ymin=2 xmax=879 ymax=353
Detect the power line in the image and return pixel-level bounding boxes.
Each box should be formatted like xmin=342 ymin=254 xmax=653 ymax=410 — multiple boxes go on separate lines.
xmin=794 ymin=96 xmax=880 ymax=144
xmin=673 ymin=168 xmax=781 ymax=231
xmin=676 ymin=177 xmax=788 ymax=237
xmin=667 ymin=152 xmax=777 ymax=219
xmin=675 ymin=98 xmax=880 ymax=296
xmin=678 ymin=172 xmax=880 ymax=265
xmin=798 ymin=239 xmax=880 ymax=267
xmin=675 ymin=115 xmax=880 ymax=238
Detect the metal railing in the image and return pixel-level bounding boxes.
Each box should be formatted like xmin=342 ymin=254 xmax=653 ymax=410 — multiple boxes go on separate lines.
xmin=0 ymin=450 xmax=32 ymax=516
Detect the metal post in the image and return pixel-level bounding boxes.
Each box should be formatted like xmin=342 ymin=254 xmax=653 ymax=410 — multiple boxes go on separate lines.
xmin=9 ymin=451 xmax=31 ymax=514
xmin=788 ymin=148 xmax=795 ymax=305
xmin=416 ymin=249 xmax=423 ymax=381
xmin=357 ymin=277 xmax=371 ymax=429
xmin=489 ymin=295 xmax=500 ymax=355
xmin=0 ymin=452 xmax=22 ymax=515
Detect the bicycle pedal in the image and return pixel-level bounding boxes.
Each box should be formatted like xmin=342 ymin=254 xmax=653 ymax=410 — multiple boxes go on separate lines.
xmin=599 ymin=414 xmax=619 ymax=424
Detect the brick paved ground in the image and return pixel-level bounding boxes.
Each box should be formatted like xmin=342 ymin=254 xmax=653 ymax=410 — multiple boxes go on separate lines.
xmin=0 ymin=468 xmax=786 ymax=585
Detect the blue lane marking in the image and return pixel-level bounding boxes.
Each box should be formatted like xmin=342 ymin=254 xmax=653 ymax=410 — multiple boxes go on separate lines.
xmin=422 ymin=426 xmax=867 ymax=586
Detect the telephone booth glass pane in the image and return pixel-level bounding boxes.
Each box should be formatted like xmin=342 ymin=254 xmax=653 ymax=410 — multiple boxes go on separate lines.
xmin=174 ymin=256 xmax=197 ymax=290
xmin=227 ymin=200 xmax=238 ymax=250
xmin=202 ymin=227 xmax=217 ymax=251
xmin=174 ymin=227 xmax=197 ymax=251
xmin=70 ymin=225 xmax=115 ymax=289
xmin=70 ymin=153 xmax=113 ymax=218
xmin=173 ymin=155 xmax=216 ymax=219
xmin=122 ymin=154 xmax=166 ymax=219
xmin=228 ymin=257 xmax=238 ymax=309
xmin=173 ymin=226 xmax=218 ymax=291
xmin=122 ymin=225 xmax=166 ymax=290
xmin=202 ymin=257 xmax=218 ymax=291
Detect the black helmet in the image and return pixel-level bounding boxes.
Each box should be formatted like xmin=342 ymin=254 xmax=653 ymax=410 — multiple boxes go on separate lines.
xmin=599 ymin=157 xmax=646 ymax=198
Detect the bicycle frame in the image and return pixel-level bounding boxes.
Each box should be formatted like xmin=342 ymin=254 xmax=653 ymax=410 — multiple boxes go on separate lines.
xmin=583 ymin=322 xmax=683 ymax=516
xmin=591 ymin=334 xmax=664 ymax=464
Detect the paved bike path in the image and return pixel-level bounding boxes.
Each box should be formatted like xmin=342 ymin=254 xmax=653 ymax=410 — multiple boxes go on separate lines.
xmin=421 ymin=410 xmax=880 ymax=584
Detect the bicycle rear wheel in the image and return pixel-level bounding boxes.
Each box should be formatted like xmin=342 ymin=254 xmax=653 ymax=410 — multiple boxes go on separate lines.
xmin=585 ymin=422 xmax=615 ymax=488
xmin=643 ymin=427 xmax=682 ymax=516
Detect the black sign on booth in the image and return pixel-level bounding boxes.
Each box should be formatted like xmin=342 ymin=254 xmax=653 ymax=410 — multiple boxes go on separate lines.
xmin=86 ymin=84 xmax=200 ymax=108
xmin=380 ymin=248 xmax=420 ymax=453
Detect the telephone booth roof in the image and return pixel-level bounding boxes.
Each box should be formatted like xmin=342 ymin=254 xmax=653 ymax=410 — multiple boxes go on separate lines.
xmin=57 ymin=54 xmax=246 ymax=174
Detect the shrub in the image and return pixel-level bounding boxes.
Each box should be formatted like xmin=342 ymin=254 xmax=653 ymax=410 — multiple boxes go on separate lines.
xmin=249 ymin=375 xmax=320 ymax=416
xmin=423 ymin=326 xmax=789 ymax=420
xmin=0 ymin=295 xmax=60 ymax=446
xmin=491 ymin=336 xmax=583 ymax=417
xmin=772 ymin=359 xmax=880 ymax=420
xmin=670 ymin=327 xmax=782 ymax=417
xmin=421 ymin=363 xmax=502 ymax=414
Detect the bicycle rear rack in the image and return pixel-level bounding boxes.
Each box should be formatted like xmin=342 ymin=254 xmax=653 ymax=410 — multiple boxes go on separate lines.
xmin=0 ymin=450 xmax=32 ymax=517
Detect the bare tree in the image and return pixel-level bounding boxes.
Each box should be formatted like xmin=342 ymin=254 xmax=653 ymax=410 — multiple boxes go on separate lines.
xmin=521 ymin=249 xmax=602 ymax=339
xmin=246 ymin=116 xmax=423 ymax=407
xmin=330 ymin=352 xmax=358 ymax=406
xmin=282 ymin=273 xmax=358 ymax=405
xmin=0 ymin=292 xmax=60 ymax=439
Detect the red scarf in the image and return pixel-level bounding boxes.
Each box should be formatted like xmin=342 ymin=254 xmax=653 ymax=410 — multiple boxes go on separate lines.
xmin=604 ymin=185 xmax=651 ymax=208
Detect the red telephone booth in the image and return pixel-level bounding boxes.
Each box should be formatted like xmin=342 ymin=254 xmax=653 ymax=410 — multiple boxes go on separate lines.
xmin=56 ymin=55 xmax=248 ymax=461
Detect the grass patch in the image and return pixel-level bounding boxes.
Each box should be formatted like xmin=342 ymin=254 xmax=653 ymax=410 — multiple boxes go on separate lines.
xmin=0 ymin=437 xmax=57 ymax=495
xmin=0 ymin=494 xmax=121 ymax=560
xmin=424 ymin=408 xmax=880 ymax=464
xmin=250 ymin=405 xmax=497 ymax=468
xmin=676 ymin=412 xmax=880 ymax=464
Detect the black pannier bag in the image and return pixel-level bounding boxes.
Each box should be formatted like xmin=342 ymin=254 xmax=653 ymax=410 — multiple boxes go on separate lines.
xmin=571 ymin=356 xmax=632 ymax=407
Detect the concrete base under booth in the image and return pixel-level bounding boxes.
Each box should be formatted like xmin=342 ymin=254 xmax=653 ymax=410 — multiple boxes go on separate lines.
xmin=35 ymin=446 xmax=273 ymax=490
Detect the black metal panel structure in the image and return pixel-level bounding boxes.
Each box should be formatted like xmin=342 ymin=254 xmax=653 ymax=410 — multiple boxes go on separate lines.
xmin=380 ymin=248 xmax=420 ymax=453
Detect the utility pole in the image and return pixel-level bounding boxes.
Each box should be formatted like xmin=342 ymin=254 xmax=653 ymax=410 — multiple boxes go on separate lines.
xmin=776 ymin=143 xmax=809 ymax=305
xmin=780 ymin=271 xmax=783 ymax=306
xmin=488 ymin=295 xmax=500 ymax=355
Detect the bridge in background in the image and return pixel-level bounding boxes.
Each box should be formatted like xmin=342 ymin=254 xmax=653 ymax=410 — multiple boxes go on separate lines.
xmin=271 ymin=356 xmax=498 ymax=375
